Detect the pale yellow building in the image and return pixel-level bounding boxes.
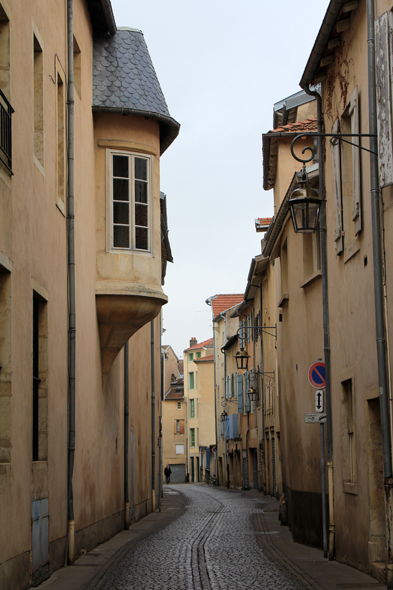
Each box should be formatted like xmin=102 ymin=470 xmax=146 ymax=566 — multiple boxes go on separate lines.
xmin=0 ymin=2 xmax=178 ymax=588
xmin=162 ymin=373 xmax=186 ymax=483
xmin=183 ymin=338 xmax=214 ymax=482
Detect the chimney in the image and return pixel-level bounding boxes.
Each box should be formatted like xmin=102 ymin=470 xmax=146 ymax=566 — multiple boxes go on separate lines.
xmin=189 ymin=337 xmax=197 ymax=348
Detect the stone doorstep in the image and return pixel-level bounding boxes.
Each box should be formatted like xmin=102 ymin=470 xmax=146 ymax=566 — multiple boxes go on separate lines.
xmin=370 ymin=561 xmax=386 ymax=584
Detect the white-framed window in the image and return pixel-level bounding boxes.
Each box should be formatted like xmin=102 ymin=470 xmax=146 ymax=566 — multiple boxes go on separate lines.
xmin=175 ymin=444 xmax=184 ymax=455
xmin=107 ymin=150 xmax=151 ymax=252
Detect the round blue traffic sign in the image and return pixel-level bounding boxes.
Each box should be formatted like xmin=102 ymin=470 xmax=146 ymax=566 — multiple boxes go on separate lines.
xmin=308 ymin=361 xmax=325 ymax=388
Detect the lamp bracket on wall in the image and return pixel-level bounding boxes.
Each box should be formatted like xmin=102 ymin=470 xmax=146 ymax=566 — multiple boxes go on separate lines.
xmin=290 ymin=132 xmax=377 ymax=164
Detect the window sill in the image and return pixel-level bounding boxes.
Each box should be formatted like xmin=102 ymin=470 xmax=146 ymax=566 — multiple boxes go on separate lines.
xmin=343 ymin=481 xmax=358 ymax=495
xmin=344 ymin=238 xmax=360 ymax=263
xmin=300 ymin=270 xmax=322 ymax=289
xmin=278 ymin=293 xmax=289 ymax=307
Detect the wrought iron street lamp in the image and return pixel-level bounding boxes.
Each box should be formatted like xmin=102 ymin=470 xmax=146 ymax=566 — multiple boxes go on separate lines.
xmin=234 ymin=347 xmax=250 ymax=371
xmin=247 ymin=387 xmax=257 ymax=403
xmin=289 ymin=164 xmax=321 ymax=234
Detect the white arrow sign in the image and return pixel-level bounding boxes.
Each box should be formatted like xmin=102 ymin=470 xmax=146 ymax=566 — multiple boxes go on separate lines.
xmin=315 ymin=389 xmax=324 ymax=412
xmin=305 ymin=412 xmax=327 ymax=424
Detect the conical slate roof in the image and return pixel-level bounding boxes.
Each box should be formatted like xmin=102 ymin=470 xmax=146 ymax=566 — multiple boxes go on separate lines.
xmin=93 ymin=28 xmax=180 ymax=154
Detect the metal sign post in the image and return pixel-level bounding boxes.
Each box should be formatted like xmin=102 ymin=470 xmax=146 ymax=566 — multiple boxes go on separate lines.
xmin=306 ymin=361 xmax=327 ymax=558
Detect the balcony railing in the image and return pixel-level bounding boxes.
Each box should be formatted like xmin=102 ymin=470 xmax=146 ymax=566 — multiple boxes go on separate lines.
xmin=0 ymin=88 xmax=13 ymax=174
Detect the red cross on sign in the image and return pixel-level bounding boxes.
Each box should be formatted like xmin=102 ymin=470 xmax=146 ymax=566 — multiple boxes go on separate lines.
xmin=308 ymin=361 xmax=326 ymax=389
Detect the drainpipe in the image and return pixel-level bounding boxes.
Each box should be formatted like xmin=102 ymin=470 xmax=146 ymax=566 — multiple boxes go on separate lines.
xmin=124 ymin=342 xmax=130 ymax=528
xmin=366 ymin=1 xmax=393 ymax=585
xmin=66 ymin=0 xmax=76 ymax=566
xmin=158 ymin=311 xmax=163 ymax=510
xmin=151 ymin=320 xmax=156 ymax=510
xmin=300 ymin=83 xmax=332 ymax=558
xmin=259 ymin=284 xmax=265 ymax=493
xmin=221 ymin=343 xmax=230 ymax=488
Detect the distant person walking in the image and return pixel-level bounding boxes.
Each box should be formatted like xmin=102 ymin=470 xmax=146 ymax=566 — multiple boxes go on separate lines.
xmin=164 ymin=465 xmax=172 ymax=484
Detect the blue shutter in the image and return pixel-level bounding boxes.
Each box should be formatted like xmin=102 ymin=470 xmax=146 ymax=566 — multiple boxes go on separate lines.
xmin=245 ymin=371 xmax=250 ymax=411
xmin=238 ymin=374 xmax=243 ymax=413
xmin=206 ymin=449 xmax=210 ymax=468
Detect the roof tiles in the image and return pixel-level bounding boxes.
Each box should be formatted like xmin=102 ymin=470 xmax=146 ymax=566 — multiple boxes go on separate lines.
xmin=209 ymin=294 xmax=244 ymax=320
xmin=184 ymin=338 xmax=214 ymax=352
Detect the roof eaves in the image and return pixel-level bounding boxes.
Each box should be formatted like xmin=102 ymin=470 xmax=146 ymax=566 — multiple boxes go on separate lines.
xmin=300 ymin=0 xmax=346 ymax=88
xmin=87 ymin=0 xmax=116 ymax=35
xmin=262 ymin=173 xmax=298 ymax=258
xmin=92 ymin=106 xmax=180 ymax=155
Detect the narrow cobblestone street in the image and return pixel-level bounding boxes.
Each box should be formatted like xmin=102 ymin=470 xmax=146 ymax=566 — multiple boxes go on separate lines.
xmin=68 ymin=485 xmax=377 ymax=590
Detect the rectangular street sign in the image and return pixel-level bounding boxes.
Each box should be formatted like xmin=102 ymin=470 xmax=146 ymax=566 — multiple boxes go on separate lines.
xmin=304 ymin=412 xmax=327 ymax=424
xmin=315 ymin=389 xmax=324 ymax=412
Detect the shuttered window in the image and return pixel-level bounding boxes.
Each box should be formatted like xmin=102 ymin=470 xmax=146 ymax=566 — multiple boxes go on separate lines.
xmin=174 ymin=419 xmax=184 ymax=434
xmin=190 ymin=428 xmax=195 ymax=447
xmin=331 ymin=86 xmax=362 ymax=255
xmin=237 ymin=373 xmax=243 ymax=413
xmin=245 ymin=371 xmax=250 ymax=412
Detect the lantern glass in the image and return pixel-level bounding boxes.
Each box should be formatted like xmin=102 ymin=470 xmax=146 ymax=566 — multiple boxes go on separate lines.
xmin=234 ymin=347 xmax=250 ymax=371
xmin=289 ymin=185 xmax=320 ymax=234
xmin=248 ymin=388 xmax=257 ymax=403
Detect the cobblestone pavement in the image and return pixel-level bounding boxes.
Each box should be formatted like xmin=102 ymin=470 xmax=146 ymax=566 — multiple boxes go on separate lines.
xmin=90 ymin=484 xmax=324 ymax=590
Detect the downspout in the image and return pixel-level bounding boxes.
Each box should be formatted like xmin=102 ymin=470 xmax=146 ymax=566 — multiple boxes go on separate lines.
xmin=66 ymin=0 xmax=76 ymax=566
xmin=301 ymin=83 xmax=332 ymax=558
xmin=158 ymin=311 xmax=163 ymax=510
xmin=124 ymin=342 xmax=130 ymax=528
xmin=206 ymin=297 xmax=219 ymax=486
xmin=366 ymin=1 xmax=393 ymax=585
xmin=151 ymin=320 xmax=156 ymax=510
xmin=219 ymin=312 xmax=229 ymax=487
xmin=259 ymin=284 xmax=265 ymax=493
xmin=220 ymin=342 xmax=229 ymax=488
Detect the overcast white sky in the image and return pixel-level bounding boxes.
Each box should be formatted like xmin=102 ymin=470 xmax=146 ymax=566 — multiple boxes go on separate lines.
xmin=110 ymin=0 xmax=329 ymax=358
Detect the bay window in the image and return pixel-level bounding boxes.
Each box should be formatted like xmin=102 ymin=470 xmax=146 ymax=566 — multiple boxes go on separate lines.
xmin=109 ymin=151 xmax=151 ymax=252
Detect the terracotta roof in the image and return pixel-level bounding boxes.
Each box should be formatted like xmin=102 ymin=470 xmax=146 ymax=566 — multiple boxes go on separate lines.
xmin=271 ymin=118 xmax=318 ymax=134
xmin=165 ymin=376 xmax=184 ymax=400
xmin=165 ymin=389 xmax=184 ymax=400
xmin=208 ymin=294 xmax=244 ymax=320
xmin=255 ymin=218 xmax=272 ymax=233
xmin=184 ymin=338 xmax=213 ymax=353
xmin=194 ymin=354 xmax=214 ymax=362
xmin=263 ymin=118 xmax=317 ymax=191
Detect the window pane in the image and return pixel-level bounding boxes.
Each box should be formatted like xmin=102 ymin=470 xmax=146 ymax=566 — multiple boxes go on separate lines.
xmin=135 ymin=180 xmax=147 ymax=203
xmin=113 ymin=178 xmax=129 ymax=201
xmin=135 ymin=157 xmax=147 ymax=180
xmin=113 ymin=155 xmax=129 ymax=178
xmin=113 ymin=225 xmax=129 ymax=248
xmin=113 ymin=202 xmax=129 ymax=224
xmin=135 ymin=227 xmax=148 ymax=250
xmin=135 ymin=203 xmax=148 ymax=228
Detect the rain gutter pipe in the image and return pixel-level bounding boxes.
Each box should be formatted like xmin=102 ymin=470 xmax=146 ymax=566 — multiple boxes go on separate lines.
xmin=300 ymin=83 xmax=331 ymax=559
xmin=66 ymin=0 xmax=76 ymax=566
xmin=124 ymin=342 xmax=130 ymax=527
xmin=206 ymin=298 xmax=220 ymax=486
xmin=259 ymin=284 xmax=265 ymax=493
xmin=366 ymin=0 xmax=393 ymax=584
xmin=151 ymin=321 xmax=156 ymax=509
xmin=219 ymin=312 xmax=229 ymax=488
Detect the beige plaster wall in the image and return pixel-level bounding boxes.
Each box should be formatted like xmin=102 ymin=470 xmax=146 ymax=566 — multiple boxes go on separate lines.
xmin=0 ymin=2 xmax=167 ymax=586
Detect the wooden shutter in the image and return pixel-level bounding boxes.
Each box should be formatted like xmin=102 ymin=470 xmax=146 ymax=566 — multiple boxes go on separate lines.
xmin=225 ymin=375 xmax=229 ymax=399
xmin=376 ymin=12 xmax=393 ymax=188
xmin=245 ymin=371 xmax=250 ymax=411
xmin=238 ymin=374 xmax=243 ymax=413
xmin=331 ymin=118 xmax=344 ymax=254
xmin=349 ymin=86 xmax=362 ymax=234
xmin=174 ymin=420 xmax=177 ymax=434
xmin=179 ymin=419 xmax=184 ymax=434
xmin=229 ymin=373 xmax=233 ymax=398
